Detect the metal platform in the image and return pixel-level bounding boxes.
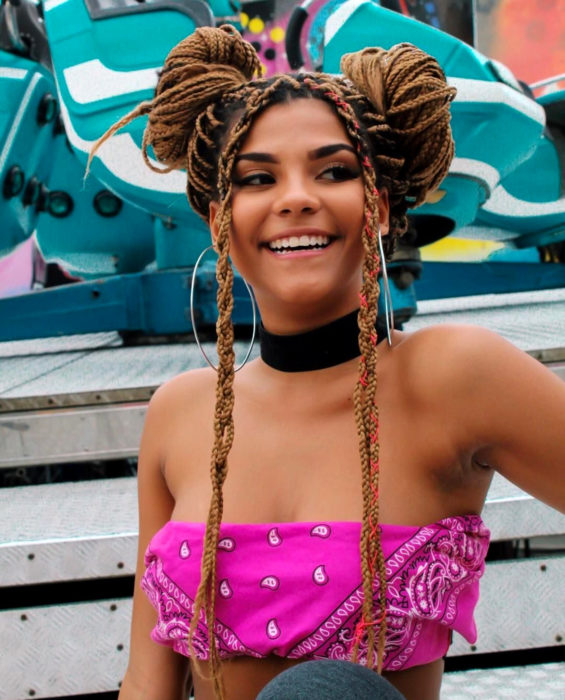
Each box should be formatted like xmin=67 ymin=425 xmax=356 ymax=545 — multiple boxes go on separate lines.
xmin=1 ymin=474 xmax=563 ymax=698
xmin=441 ymin=663 xmax=565 ymax=699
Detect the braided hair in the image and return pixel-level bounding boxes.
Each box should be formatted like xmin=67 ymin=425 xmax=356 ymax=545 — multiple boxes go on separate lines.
xmin=90 ymin=24 xmax=455 ymax=699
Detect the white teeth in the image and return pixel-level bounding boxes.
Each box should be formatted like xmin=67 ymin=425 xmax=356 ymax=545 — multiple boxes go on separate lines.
xmin=267 ymin=235 xmax=330 ymax=251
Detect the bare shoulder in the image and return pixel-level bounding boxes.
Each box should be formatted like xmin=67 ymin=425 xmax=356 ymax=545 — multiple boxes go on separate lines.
xmin=147 ymin=366 xmax=217 ymax=419
xmin=394 ymin=323 xmax=544 ymax=393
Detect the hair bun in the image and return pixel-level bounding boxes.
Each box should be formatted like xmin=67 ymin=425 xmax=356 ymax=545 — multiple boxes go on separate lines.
xmin=146 ymin=25 xmax=261 ymax=171
xmin=341 ymin=43 xmax=456 ymax=206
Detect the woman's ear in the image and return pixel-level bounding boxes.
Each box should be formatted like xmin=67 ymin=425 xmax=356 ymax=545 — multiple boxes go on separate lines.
xmin=377 ymin=189 xmax=390 ymax=236
xmin=209 ymin=201 xmax=220 ymax=246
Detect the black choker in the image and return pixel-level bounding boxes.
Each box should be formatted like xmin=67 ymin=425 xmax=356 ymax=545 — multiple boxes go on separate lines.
xmin=259 ymin=309 xmax=387 ymax=372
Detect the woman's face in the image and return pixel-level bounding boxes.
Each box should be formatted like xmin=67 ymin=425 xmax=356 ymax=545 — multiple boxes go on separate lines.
xmin=209 ymin=98 xmax=389 ymax=333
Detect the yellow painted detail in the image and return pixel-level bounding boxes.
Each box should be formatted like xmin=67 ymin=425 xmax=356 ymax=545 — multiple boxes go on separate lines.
xmin=249 ymin=17 xmax=265 ymax=34
xmin=421 ymin=237 xmax=505 ymax=262
xmin=425 ymin=189 xmax=447 ymax=204
xmin=240 ymin=12 xmax=249 ymax=27
xmin=270 ymin=26 xmax=285 ymax=43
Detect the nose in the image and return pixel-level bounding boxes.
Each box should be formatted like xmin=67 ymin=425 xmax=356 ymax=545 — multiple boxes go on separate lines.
xmin=274 ymin=176 xmax=321 ymax=216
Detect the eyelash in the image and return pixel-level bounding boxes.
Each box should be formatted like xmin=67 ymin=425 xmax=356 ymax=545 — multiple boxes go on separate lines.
xmin=234 ymin=172 xmax=274 ymax=186
xmin=320 ymin=164 xmax=360 ymax=181
xmin=234 ymin=164 xmax=360 ymax=187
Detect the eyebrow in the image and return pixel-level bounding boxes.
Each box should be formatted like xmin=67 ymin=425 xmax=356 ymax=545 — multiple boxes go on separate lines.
xmin=234 ymin=143 xmax=357 ymax=164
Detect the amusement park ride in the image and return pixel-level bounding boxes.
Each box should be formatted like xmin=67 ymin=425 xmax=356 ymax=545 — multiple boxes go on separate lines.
xmin=0 ymin=0 xmax=564 ymax=341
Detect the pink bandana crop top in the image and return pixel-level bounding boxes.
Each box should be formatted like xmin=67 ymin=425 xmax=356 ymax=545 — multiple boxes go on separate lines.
xmin=141 ymin=516 xmax=490 ymax=671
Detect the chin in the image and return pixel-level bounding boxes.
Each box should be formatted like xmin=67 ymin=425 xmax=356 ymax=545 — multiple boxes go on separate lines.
xmin=264 ymin=282 xmax=356 ymax=316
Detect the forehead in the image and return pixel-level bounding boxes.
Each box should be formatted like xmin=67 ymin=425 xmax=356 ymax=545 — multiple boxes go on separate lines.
xmin=238 ymin=98 xmax=353 ymax=153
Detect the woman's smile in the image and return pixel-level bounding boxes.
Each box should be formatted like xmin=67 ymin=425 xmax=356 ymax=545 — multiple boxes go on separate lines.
xmin=262 ymin=227 xmax=336 ymax=257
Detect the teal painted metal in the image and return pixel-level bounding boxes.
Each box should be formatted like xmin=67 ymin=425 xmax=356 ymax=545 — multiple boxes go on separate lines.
xmin=0 ymin=51 xmax=59 ymax=256
xmin=0 ymin=263 xmax=412 ymax=341
xmin=0 ymin=267 xmax=255 ymax=341
xmin=472 ymin=82 xmax=565 ymax=247
xmin=415 ymin=262 xmax=565 ymax=301
xmin=154 ymin=217 xmax=211 ymax=271
xmin=321 ymin=0 xmax=551 ymax=240
xmin=1 ymin=0 xmax=563 ymax=344
xmin=35 ymin=132 xmax=156 ymax=278
xmin=42 ymin=0 xmax=213 ymax=241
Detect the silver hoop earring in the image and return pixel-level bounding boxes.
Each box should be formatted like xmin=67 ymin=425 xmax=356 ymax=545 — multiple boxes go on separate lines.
xmin=377 ymin=227 xmax=394 ymax=348
xmin=189 ymin=245 xmax=257 ymax=372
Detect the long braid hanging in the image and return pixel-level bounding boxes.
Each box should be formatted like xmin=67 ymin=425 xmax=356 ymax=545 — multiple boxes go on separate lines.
xmin=304 ymin=76 xmax=388 ymax=670
xmin=186 ymin=187 xmax=235 ymax=699
xmin=187 ymin=76 xmax=306 ymax=698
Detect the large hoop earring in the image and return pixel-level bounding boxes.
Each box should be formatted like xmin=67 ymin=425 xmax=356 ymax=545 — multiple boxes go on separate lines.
xmin=377 ymin=226 xmax=394 ymax=348
xmin=189 ymin=245 xmax=257 ymax=372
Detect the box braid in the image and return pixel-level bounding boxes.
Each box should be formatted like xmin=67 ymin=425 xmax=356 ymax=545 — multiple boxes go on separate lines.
xmin=88 ymin=25 xmax=455 ymax=698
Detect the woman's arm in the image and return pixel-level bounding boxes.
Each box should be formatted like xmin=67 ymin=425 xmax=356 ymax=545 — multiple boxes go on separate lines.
xmin=119 ymin=384 xmax=191 ymax=700
xmin=438 ymin=325 xmax=565 ymax=512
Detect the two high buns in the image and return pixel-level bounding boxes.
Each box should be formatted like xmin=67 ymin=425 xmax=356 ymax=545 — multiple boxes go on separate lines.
xmin=89 ymin=26 xmax=455 ymax=240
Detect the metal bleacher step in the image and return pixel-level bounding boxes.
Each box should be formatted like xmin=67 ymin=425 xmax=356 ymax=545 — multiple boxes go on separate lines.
xmin=441 ymin=662 xmax=565 ymax=699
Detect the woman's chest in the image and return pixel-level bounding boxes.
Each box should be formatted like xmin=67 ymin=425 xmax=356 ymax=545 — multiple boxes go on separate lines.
xmin=166 ymin=380 xmax=464 ymax=525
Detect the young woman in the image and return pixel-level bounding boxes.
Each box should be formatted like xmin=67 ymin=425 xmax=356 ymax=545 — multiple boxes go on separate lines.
xmin=91 ymin=25 xmax=565 ymax=700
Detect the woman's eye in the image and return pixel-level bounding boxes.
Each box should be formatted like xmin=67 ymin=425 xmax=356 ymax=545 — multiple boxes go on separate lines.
xmin=234 ymin=172 xmax=274 ymax=186
xmin=319 ymin=165 xmax=360 ymax=181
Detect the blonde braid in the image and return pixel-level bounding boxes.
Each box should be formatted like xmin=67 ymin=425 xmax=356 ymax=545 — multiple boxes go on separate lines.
xmin=187 ymin=189 xmax=235 ymax=699
xmin=187 ymin=75 xmax=305 ymax=697
xmin=313 ymin=80 xmax=388 ymax=670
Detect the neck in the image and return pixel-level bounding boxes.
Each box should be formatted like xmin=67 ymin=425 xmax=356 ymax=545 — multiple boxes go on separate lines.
xmin=259 ymin=309 xmax=387 ymax=372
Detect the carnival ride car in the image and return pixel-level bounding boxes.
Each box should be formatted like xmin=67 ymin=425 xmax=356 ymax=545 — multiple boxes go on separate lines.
xmin=0 ymin=0 xmax=563 ymax=341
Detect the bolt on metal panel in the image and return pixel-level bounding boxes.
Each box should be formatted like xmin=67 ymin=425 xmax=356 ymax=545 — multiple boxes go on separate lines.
xmin=0 ymin=404 xmax=147 ymax=469
xmin=1 ymin=599 xmax=131 ymax=699
xmin=449 ymin=557 xmax=565 ymax=656
xmin=442 ymin=662 xmax=565 ymax=699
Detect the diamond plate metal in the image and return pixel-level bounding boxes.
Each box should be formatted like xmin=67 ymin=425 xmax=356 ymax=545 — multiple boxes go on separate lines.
xmin=449 ymin=558 xmax=565 ymax=656
xmin=483 ymin=473 xmax=565 ymax=540
xmin=0 ymin=404 xmax=147 ymax=468
xmin=0 ymin=338 xmax=256 ymax=401
xmin=1 ymin=599 xmax=131 ymax=700
xmin=406 ymin=288 xmax=565 ymax=354
xmin=441 ymin=663 xmax=565 ymax=699
xmin=0 ymin=478 xmax=137 ymax=585
xmin=0 ymin=289 xmax=561 ymax=408
xmin=1 ymin=598 xmax=562 ymax=699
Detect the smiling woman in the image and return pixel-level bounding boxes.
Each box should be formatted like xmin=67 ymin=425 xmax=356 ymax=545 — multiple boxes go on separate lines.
xmin=88 ymin=23 xmax=565 ymax=700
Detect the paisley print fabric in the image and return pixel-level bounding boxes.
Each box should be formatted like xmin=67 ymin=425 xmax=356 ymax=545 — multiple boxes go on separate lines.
xmin=141 ymin=517 xmax=490 ymax=670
